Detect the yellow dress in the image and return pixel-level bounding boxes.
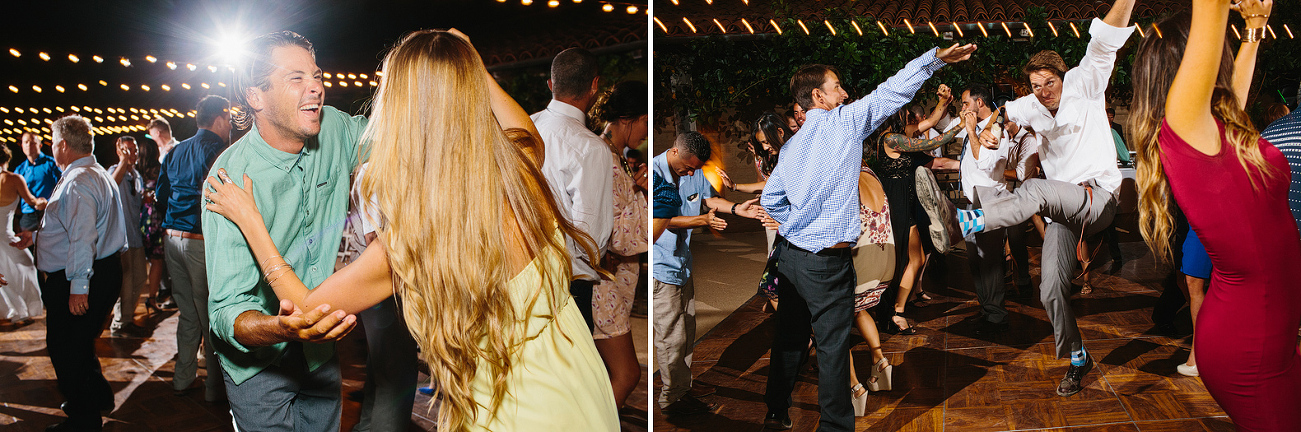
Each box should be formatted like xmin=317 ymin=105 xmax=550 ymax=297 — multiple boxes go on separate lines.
xmin=470 ymin=240 xmax=620 ymax=431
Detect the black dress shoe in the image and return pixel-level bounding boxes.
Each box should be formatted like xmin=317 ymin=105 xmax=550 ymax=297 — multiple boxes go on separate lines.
xmin=45 ymin=418 xmax=102 ymax=431
xmin=1057 ymin=356 xmax=1094 ymax=397
xmin=663 ymin=394 xmax=714 ymax=416
xmin=973 ymin=319 xmax=1008 ymax=336
xmin=764 ymin=409 xmax=793 ymax=430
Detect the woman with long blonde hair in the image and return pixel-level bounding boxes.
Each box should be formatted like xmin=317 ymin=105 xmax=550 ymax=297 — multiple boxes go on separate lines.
xmin=204 ymin=29 xmax=619 ymax=431
xmin=1129 ymin=1 xmax=1301 ymax=429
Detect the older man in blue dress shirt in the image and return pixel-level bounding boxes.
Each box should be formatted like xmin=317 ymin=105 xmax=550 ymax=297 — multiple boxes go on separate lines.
xmin=760 ymin=43 xmax=975 ymax=430
xmin=31 ymin=115 xmax=128 ymax=431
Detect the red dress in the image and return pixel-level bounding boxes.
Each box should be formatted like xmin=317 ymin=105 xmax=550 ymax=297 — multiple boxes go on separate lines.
xmin=1159 ymin=119 xmax=1301 ymax=431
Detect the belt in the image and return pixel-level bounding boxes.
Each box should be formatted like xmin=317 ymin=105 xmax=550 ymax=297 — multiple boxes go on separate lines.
xmin=166 ymin=229 xmax=203 ymax=240
xmin=787 ymin=242 xmax=853 ymax=257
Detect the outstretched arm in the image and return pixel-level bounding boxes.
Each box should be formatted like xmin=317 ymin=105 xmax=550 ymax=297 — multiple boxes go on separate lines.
xmin=1102 ymin=0 xmax=1137 ymax=28
xmin=840 ymin=44 xmax=974 ymax=137
xmin=1166 ymin=0 xmax=1232 ymax=154
xmin=887 ymin=122 xmax=963 ymax=153
xmin=448 ymin=29 xmax=543 ymax=163
xmin=1231 ymin=0 xmax=1272 ymax=110
xmin=915 ymin=84 xmax=954 ymax=133
xmin=204 ymin=170 xmax=395 ymax=316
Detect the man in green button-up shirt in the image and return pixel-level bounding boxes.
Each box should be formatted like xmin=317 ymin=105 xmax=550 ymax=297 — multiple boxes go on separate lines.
xmin=202 ymin=31 xmax=366 ymax=432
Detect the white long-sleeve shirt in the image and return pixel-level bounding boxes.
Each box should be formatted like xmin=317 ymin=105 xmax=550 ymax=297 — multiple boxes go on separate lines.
xmin=1003 ymin=18 xmax=1135 ymax=193
xmin=533 ymin=100 xmax=614 ymax=281
xmin=956 ymin=118 xmax=1011 ymax=199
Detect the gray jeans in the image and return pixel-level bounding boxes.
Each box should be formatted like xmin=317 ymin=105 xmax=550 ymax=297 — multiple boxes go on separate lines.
xmin=975 ymin=179 xmax=1117 ymax=358
xmin=164 ymin=235 xmax=223 ymax=393
xmin=224 ymin=342 xmax=342 ymax=432
xmin=653 ymin=277 xmax=695 ymax=408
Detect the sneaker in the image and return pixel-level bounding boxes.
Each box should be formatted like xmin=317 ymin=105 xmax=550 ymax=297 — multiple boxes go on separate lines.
xmin=1056 ymin=356 xmax=1094 ymax=397
xmin=663 ymin=394 xmax=715 ymax=416
xmin=763 ymin=409 xmax=793 ymax=430
xmin=914 ymin=166 xmax=959 ymax=254
xmin=1176 ymin=363 xmax=1199 ymax=377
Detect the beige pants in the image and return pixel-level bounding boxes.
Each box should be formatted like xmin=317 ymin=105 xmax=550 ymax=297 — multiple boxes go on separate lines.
xmin=110 ymin=247 xmax=147 ymax=330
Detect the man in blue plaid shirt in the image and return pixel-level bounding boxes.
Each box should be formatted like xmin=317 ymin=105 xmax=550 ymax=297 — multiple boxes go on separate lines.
xmin=760 ymin=43 xmax=976 ymax=430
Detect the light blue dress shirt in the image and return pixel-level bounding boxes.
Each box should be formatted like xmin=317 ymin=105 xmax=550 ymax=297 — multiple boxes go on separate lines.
xmin=651 ymin=153 xmax=713 ymax=285
xmin=762 ymin=48 xmax=947 ymax=252
xmin=36 ymin=155 xmax=128 ymax=295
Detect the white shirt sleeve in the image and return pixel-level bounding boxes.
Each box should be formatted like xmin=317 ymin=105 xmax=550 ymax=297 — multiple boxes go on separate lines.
xmin=1074 ymin=18 xmax=1138 ymax=100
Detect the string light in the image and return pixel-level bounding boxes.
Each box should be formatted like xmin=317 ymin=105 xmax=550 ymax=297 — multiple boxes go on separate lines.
xmin=654 ymin=17 xmax=668 ymax=33
xmin=181 ymin=83 xmax=191 ymax=90
xmin=1001 ymin=21 xmax=1012 ymax=37
xmin=38 ymin=52 xmax=50 ymax=61
xmin=740 ymin=18 xmax=754 ymax=34
xmin=1152 ymin=23 xmax=1163 ymax=38
xmin=1047 ymin=21 xmax=1059 ymax=37
xmin=548 ymin=0 xmax=558 ymax=6
xmin=977 ymin=22 xmax=988 ymax=37
xmin=54 ymin=85 xmax=64 ymax=93
xmin=141 ymin=84 xmax=150 ymax=91
xmin=904 ymin=19 xmax=915 ymax=34
xmin=324 ymin=81 xmax=332 ymax=88
xmin=145 ymin=55 xmax=157 ymax=63
xmin=823 ymin=20 xmax=836 ymax=36
xmin=1022 ymin=22 xmax=1034 ymax=37
xmin=68 ymin=54 xmax=79 ymax=63
xmin=166 ymin=61 xmax=177 ymax=70
xmin=626 ymin=5 xmax=637 ymax=14
xmin=521 ymin=0 xmax=532 ymax=5
xmin=1068 ymin=21 xmax=1080 ymax=38
xmin=797 ymin=19 xmax=809 ymax=35
xmin=682 ymin=17 xmax=697 ymax=33
xmin=120 ymin=57 xmax=131 ymax=67
xmin=713 ymin=18 xmax=727 ymax=33
xmin=602 ymin=3 xmax=613 ymax=12
xmin=928 ymin=21 xmax=940 ymax=37
xmin=120 ymin=84 xmax=129 ymax=91
xmin=92 ymin=55 xmax=103 ymax=63
xmin=876 ymin=20 xmax=890 ymax=36
xmin=1134 ymin=24 xmax=1145 ymax=38
xmin=851 ymin=19 xmax=863 ymax=36
xmin=770 ymin=19 xmax=783 ymax=35
xmin=31 ymin=86 xmax=40 ymax=93
xmin=953 ymin=23 xmax=964 ymax=37
xmin=1267 ymin=24 xmax=1277 ymax=39
xmin=8 ymin=49 xmax=18 ymax=57
xmin=1285 ymin=24 xmax=1294 ymax=39
xmin=161 ymin=84 xmax=170 ymax=91
xmin=187 ymin=63 xmax=196 ymax=71
xmin=200 ymin=83 xmax=210 ymax=89
xmin=1231 ymin=23 xmax=1240 ymax=39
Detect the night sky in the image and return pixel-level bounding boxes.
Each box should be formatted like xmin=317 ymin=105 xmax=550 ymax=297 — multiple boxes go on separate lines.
xmin=0 ymin=0 xmax=647 ymax=153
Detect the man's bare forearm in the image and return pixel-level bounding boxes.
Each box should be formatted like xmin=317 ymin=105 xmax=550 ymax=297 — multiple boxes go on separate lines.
xmin=232 ymin=310 xmax=287 ymax=347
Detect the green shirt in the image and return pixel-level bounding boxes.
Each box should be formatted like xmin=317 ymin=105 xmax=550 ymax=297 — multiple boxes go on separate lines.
xmin=1111 ymin=128 xmax=1131 ymax=163
xmin=204 ymin=106 xmax=368 ymax=385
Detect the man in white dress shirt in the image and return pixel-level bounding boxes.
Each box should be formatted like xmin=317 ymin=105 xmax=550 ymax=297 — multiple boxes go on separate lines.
xmin=532 ymin=47 xmax=614 ymax=331
xmin=32 ymin=115 xmax=128 ymax=431
xmin=917 ymin=0 xmax=1137 ymax=397
xmin=953 ymin=85 xmax=1013 ymax=336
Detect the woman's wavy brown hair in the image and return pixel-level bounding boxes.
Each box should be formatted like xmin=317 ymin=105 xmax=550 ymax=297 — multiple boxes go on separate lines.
xmin=357 ymin=29 xmax=600 ymax=431
xmin=1128 ymin=11 xmax=1277 ymax=262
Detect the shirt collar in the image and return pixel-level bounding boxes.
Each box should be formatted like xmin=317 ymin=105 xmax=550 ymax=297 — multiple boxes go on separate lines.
xmin=66 ymin=155 xmax=96 ymax=171
xmin=241 ymin=122 xmax=310 ymax=173
xmin=545 ymin=99 xmax=587 ymax=124
xmin=26 ymin=153 xmax=54 ymax=167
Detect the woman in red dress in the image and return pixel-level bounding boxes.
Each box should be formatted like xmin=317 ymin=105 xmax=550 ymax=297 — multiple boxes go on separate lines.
xmin=1129 ymin=1 xmax=1301 ymax=430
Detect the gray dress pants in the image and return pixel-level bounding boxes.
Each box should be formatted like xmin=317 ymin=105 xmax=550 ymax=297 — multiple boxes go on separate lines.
xmin=974 ymin=178 xmax=1117 ymax=358
xmin=351 ymin=296 xmax=419 ymax=432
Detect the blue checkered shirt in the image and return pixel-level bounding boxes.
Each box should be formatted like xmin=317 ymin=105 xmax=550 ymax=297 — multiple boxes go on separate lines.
xmin=762 ymin=48 xmax=947 ymax=253
xmin=1260 ymin=109 xmax=1301 ymax=232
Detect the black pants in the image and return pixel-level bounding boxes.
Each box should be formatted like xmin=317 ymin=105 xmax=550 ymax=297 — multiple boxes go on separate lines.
xmin=40 ymin=253 xmax=122 ymax=424
xmin=764 ymin=242 xmax=855 ymax=431
xmin=570 ymin=279 xmax=595 ymax=332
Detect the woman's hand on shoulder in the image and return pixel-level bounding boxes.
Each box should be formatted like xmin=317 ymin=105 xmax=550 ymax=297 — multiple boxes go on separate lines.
xmin=203 ymin=168 xmax=262 ymax=229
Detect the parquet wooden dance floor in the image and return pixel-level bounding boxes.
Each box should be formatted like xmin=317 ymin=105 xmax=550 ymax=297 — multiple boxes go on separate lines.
xmin=654 ymin=236 xmax=1238 ymax=432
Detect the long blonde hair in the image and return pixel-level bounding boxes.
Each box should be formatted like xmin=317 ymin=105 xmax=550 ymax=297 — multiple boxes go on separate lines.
xmin=1129 ymin=11 xmax=1277 ymax=262
xmin=358 ymin=29 xmax=600 ymax=431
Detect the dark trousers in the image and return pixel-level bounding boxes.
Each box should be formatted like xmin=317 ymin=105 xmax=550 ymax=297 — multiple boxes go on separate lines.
xmin=18 ymin=211 xmax=42 ymax=232
xmin=764 ymin=242 xmax=855 ymax=431
xmin=40 ymin=253 xmax=122 ymax=424
xmin=570 ymin=279 xmax=595 ymax=332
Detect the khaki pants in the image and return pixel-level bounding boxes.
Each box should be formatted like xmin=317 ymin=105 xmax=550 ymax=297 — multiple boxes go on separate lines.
xmin=653 ymin=277 xmax=695 ymax=408
xmin=111 ymin=247 xmax=147 ymax=330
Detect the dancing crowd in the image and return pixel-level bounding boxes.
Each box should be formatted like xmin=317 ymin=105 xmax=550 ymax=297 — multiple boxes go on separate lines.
xmin=653 ymin=0 xmax=1301 ymax=431
xmin=0 ymin=28 xmax=647 ymax=432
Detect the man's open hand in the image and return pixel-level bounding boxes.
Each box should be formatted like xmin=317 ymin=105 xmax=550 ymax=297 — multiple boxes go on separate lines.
xmin=276 ymin=300 xmax=356 ymax=343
